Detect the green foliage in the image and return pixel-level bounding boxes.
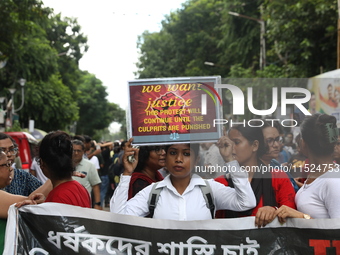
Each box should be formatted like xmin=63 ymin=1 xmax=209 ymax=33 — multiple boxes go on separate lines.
xmin=136 ymin=0 xmax=227 ymax=78
xmin=76 ymin=72 xmax=126 ymax=137
xmin=263 ymin=0 xmax=337 ymax=77
xmin=0 ymin=0 xmax=126 ymax=136
xmin=6 ymin=120 xmax=22 ymax=132
xmin=219 ymin=0 xmax=265 ymax=70
xmin=136 ymin=0 xmax=337 ymax=79
xmin=46 ymin=14 xmax=89 ymax=94
xmin=21 ymin=74 xmax=79 ymax=130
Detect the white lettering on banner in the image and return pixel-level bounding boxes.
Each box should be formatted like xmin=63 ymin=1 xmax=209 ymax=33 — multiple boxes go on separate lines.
xmin=157 ymin=236 xmax=216 ymax=255
xmin=29 ymin=248 xmax=50 ymax=255
xmin=221 ymin=237 xmax=260 ymax=255
xmin=46 ymin=226 xmax=151 ymax=254
xmin=81 ymin=237 xmax=106 ymax=254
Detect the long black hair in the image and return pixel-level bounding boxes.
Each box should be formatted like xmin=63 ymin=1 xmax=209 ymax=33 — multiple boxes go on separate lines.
xmin=229 ymin=122 xmax=266 ymax=158
xmin=300 ymin=114 xmax=338 ymax=156
xmin=39 ymin=131 xmax=73 ymax=180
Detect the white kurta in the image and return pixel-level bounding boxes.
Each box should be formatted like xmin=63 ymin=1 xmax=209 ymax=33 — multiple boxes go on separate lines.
xmin=296 ymin=169 xmax=340 ymax=219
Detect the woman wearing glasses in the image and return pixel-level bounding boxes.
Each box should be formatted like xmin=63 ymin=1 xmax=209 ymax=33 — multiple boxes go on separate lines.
xmin=123 ymin=139 xmax=166 ymax=200
xmin=260 ymin=123 xmax=284 ymax=166
xmin=0 ymin=151 xmax=15 ymax=253
xmin=215 ymin=123 xmax=296 ymax=228
xmin=0 ymin=133 xmax=42 ymax=196
xmin=0 ymin=152 xmax=13 ymax=188
xmin=260 ymin=122 xmax=300 ymax=193
xmin=275 ymin=114 xmax=340 ymax=220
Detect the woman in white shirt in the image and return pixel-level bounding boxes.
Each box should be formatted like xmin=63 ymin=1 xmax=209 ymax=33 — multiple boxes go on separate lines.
xmin=110 ymin=137 xmax=256 ymax=220
xmin=275 ymin=113 xmax=340 ymax=220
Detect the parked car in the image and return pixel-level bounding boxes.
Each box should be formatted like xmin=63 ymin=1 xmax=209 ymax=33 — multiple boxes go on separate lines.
xmin=5 ymin=131 xmax=38 ymax=171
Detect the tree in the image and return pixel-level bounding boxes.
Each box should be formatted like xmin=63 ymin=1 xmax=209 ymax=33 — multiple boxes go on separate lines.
xmin=0 ymin=0 xmax=58 ymax=86
xmin=218 ymin=0 xmax=265 ymax=71
xmin=263 ymin=0 xmax=337 ymax=77
xmin=46 ymin=14 xmax=89 ymax=94
xmin=20 ymin=74 xmax=79 ymax=131
xmin=136 ymin=0 xmax=338 ymax=80
xmin=136 ymin=0 xmax=227 ymax=78
xmin=0 ymin=0 xmax=126 ymax=135
xmin=76 ymin=71 xmax=125 ymax=137
xmin=0 ymin=0 xmax=77 ymax=130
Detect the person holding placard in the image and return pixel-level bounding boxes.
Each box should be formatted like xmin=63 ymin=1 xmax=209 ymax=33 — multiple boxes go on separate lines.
xmin=110 ymin=138 xmax=256 ymax=220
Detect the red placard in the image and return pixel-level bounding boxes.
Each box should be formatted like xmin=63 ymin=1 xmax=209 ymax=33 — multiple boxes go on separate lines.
xmin=127 ymin=77 xmax=222 ymax=145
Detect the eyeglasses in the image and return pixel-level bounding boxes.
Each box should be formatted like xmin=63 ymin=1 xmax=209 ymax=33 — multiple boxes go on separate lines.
xmin=0 ymin=147 xmax=18 ymax=156
xmin=0 ymin=162 xmax=11 ymax=170
xmin=73 ymin=149 xmax=83 ymax=154
xmin=153 ymin=147 xmax=166 ymax=155
xmin=266 ymin=136 xmax=283 ymax=146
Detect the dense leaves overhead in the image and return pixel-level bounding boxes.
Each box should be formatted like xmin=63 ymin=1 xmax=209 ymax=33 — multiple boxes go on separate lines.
xmin=137 ymin=0 xmax=227 ymax=78
xmin=0 ymin=0 xmax=125 ymax=136
xmin=76 ymin=71 xmax=125 ymax=137
xmin=136 ymin=0 xmax=337 ymax=79
xmin=262 ymin=0 xmax=337 ymax=77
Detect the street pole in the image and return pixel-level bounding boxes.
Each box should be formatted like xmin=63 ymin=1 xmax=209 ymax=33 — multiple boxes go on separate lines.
xmin=260 ymin=20 xmax=266 ymax=70
xmin=14 ymin=78 xmax=26 ymax=112
xmin=228 ymin=11 xmax=266 ymax=70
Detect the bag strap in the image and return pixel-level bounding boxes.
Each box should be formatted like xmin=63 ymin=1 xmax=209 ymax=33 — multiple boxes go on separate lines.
xmin=200 ymin=180 xmax=215 ymax=219
xmin=148 ymin=180 xmax=215 ymax=219
xmin=148 ymin=182 xmax=161 ymax=218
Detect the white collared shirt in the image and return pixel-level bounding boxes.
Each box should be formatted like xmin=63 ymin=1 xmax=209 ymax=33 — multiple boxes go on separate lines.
xmin=110 ymin=160 xmax=256 ymax=220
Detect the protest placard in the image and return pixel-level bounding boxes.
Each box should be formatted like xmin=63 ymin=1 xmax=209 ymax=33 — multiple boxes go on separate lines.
xmin=127 ymin=76 xmax=222 ymax=145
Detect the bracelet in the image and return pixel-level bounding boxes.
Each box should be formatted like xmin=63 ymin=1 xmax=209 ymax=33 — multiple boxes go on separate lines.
xmin=94 ymin=202 xmax=101 ymax=206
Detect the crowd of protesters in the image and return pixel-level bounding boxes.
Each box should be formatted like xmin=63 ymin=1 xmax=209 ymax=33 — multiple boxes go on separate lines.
xmin=0 ymin=113 xmax=340 ymax=253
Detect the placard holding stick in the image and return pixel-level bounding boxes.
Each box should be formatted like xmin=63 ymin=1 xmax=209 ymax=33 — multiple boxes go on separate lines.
xmin=127 ymin=76 xmax=222 ymax=145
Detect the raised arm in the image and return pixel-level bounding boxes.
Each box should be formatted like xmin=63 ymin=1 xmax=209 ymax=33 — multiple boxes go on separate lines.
xmin=212 ymin=160 xmax=256 ymax=211
xmin=214 ymin=135 xmax=256 ymax=211
xmin=110 ymin=138 xmax=141 ymax=214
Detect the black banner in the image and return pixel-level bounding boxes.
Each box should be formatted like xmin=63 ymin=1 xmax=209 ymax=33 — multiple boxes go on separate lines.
xmin=4 ymin=203 xmax=340 ymax=254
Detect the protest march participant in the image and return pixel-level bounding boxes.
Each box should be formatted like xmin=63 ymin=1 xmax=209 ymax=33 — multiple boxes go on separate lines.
xmin=1 ymin=192 xmax=38 ymax=255
xmin=16 ymin=131 xmax=91 ymax=208
xmin=72 ymin=139 xmax=101 ymax=209
xmin=0 ymin=151 xmax=26 ymax=218
xmin=0 ymin=151 xmax=12 ymax=189
xmin=215 ymin=124 xmax=296 ymax=228
xmin=288 ymin=134 xmax=308 ymax=188
xmin=0 ymin=133 xmax=43 ymax=196
xmin=0 ymin=151 xmax=45 ymax=254
xmin=124 ymin=143 xmax=166 ymax=200
xmin=275 ymin=114 xmax=340 ymax=221
xmin=260 ymin=122 xmax=300 ymax=192
xmin=110 ymin=138 xmax=256 ymax=220
xmin=43 ymin=132 xmax=91 ymax=207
